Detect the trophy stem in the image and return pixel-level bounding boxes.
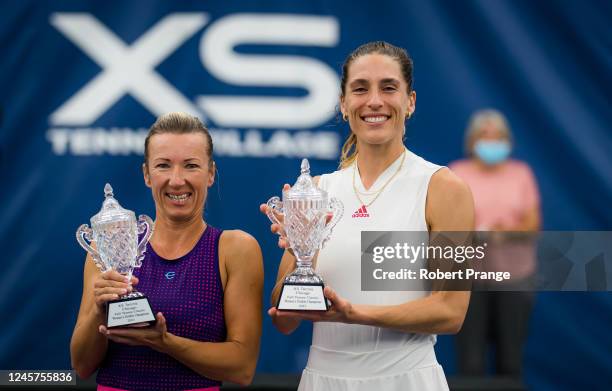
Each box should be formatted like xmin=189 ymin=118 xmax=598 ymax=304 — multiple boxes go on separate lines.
xmin=294 ymin=265 xmax=313 ymax=275
xmin=295 ymin=258 xmax=313 ymax=269
xmin=284 ymin=262 xmax=324 ymax=285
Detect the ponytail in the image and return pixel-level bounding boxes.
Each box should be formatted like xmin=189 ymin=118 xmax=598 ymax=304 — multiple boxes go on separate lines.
xmin=339 ymin=133 xmax=358 ymax=169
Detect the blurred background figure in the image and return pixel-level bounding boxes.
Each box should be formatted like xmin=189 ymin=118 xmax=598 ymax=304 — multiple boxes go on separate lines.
xmin=449 ymin=109 xmax=541 ymax=380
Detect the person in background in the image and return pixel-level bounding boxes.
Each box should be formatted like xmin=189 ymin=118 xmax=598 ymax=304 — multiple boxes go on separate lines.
xmin=71 ymin=112 xmax=264 ymax=391
xmin=450 ymin=109 xmax=540 ymax=378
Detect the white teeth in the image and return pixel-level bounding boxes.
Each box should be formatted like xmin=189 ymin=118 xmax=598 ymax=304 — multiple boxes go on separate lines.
xmin=364 ymin=116 xmax=388 ymax=123
xmin=168 ymin=193 xmax=189 ymax=201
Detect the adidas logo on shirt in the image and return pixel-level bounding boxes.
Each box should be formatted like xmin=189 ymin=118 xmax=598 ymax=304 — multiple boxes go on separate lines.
xmin=352 ymin=205 xmax=370 ymax=218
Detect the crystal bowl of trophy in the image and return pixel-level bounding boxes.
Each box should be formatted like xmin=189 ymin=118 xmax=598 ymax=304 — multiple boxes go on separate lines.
xmin=76 ymin=184 xmax=155 ymax=328
xmin=266 ymin=159 xmax=343 ymax=311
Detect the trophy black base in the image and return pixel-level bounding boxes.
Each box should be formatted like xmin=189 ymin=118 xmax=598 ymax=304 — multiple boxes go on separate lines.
xmin=276 ymin=282 xmax=329 ymax=311
xmin=106 ymin=293 xmax=156 ymax=328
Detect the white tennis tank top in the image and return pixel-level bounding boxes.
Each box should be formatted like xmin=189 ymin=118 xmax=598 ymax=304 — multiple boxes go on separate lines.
xmin=299 ymin=148 xmax=448 ymax=391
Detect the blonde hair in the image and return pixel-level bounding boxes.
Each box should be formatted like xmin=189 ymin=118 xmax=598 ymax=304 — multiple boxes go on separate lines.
xmin=464 ymin=109 xmax=513 ymax=156
xmin=339 ymin=133 xmax=358 ymax=169
xmin=144 ymin=112 xmax=213 ymax=167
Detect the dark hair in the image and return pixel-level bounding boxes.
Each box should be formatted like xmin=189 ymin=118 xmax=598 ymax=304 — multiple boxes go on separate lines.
xmin=340 ymin=41 xmax=414 ymax=96
xmin=144 ymin=112 xmax=213 ymax=167
xmin=339 ymin=41 xmax=414 ymax=168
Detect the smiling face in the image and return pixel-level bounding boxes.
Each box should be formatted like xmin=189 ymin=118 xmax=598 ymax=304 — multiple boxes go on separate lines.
xmin=143 ymin=132 xmax=214 ymax=224
xmin=340 ymin=53 xmax=415 ymax=148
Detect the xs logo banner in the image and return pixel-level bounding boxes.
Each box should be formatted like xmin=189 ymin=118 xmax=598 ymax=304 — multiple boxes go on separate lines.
xmin=50 ymin=13 xmax=340 ymax=129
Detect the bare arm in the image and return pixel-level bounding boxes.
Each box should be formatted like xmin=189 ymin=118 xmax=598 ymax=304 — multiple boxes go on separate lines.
xmin=165 ymin=230 xmax=263 ymax=385
xmin=70 ymin=255 xmax=134 ymax=378
xmin=354 ymin=168 xmax=473 ymax=333
xmin=275 ymin=169 xmax=475 ymax=335
xmin=268 ymin=249 xmax=301 ymax=334
xmin=103 ymin=230 xmax=264 ymax=386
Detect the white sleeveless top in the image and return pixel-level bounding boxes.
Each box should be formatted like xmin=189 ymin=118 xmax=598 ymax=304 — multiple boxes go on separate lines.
xmin=298 ymin=148 xmax=449 ymax=391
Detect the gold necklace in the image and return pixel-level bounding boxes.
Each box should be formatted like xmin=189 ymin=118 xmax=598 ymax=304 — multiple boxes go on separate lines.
xmin=352 ymin=150 xmax=406 ymax=208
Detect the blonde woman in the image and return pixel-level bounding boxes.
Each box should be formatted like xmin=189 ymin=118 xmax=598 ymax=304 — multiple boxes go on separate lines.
xmin=72 ymin=113 xmax=263 ymax=391
xmin=450 ymin=110 xmax=540 ymax=377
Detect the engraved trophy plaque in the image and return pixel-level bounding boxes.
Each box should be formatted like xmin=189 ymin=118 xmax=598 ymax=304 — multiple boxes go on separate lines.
xmin=267 ymin=159 xmax=343 ymax=311
xmin=76 ymin=184 xmax=155 ymax=328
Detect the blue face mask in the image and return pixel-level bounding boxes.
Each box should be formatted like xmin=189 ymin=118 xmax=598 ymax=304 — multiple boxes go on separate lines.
xmin=474 ymin=140 xmax=511 ymax=165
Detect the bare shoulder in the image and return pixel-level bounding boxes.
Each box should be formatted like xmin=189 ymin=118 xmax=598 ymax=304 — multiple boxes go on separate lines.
xmin=447 ymin=158 xmax=470 ymax=172
xmin=426 ymin=168 xmax=475 ymax=231
xmin=429 ymin=168 xmax=471 ymax=200
xmin=219 ymin=230 xmax=263 ymax=270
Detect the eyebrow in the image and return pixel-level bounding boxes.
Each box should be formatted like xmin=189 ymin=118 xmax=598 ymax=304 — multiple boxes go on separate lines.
xmin=350 ymin=79 xmax=369 ymax=86
xmin=380 ymin=78 xmax=400 ymax=85
xmin=349 ymin=78 xmax=401 ymax=86
xmin=152 ymin=157 xmax=202 ymax=163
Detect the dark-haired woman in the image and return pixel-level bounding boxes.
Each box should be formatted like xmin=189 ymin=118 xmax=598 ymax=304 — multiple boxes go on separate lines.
xmin=264 ymin=42 xmax=474 ymax=390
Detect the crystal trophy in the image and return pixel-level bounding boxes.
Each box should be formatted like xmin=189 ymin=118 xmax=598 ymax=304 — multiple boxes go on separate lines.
xmin=76 ymin=183 xmax=155 ymax=328
xmin=266 ymin=159 xmax=343 ymax=311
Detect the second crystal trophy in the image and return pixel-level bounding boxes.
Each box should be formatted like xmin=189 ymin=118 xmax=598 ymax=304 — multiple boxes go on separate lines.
xmin=76 ymin=184 xmax=155 ymax=328
xmin=267 ymin=159 xmax=343 ymax=311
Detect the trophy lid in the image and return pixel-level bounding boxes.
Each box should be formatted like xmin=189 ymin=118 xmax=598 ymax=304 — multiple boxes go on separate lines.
xmin=90 ymin=183 xmax=136 ymax=226
xmin=284 ymin=159 xmax=328 ymax=201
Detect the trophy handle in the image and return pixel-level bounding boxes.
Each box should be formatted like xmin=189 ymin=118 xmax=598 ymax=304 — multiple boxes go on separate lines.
xmin=135 ymin=215 xmax=154 ymax=268
xmin=320 ymin=197 xmax=344 ymax=249
xmin=266 ymin=196 xmax=284 ymax=226
xmin=76 ymin=224 xmax=105 ymax=271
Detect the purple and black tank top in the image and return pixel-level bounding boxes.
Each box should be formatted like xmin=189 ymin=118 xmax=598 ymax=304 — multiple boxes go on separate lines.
xmin=96 ymin=226 xmax=226 ymax=391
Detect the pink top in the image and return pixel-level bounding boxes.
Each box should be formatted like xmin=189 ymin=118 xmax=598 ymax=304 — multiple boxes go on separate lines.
xmin=450 ymin=159 xmax=540 ymax=279
xmin=98 ymin=386 xmax=219 ymax=391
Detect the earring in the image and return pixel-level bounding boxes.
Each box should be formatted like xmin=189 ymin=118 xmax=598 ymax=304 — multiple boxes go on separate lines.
xmin=343 ymin=113 xmax=348 ymax=122
xmin=406 ymin=112 xmax=412 ymax=119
